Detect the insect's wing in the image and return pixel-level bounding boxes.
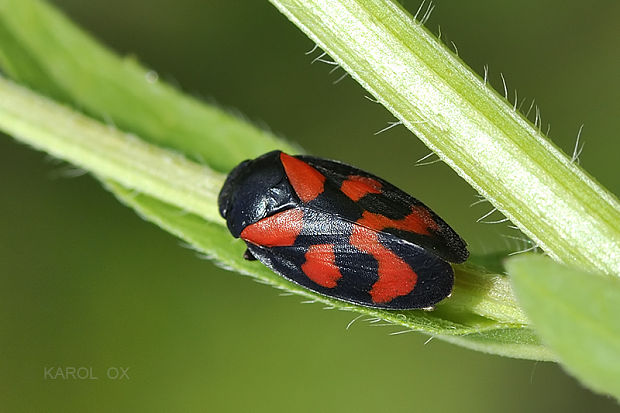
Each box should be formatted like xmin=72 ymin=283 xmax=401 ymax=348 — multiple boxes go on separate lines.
xmin=297 ymin=155 xmax=469 ymax=263
xmin=242 ymin=207 xmax=453 ymax=309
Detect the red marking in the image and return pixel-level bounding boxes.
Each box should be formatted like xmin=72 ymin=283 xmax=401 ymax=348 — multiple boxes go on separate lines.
xmin=340 ymin=175 xmax=382 ymax=201
xmin=350 ymin=225 xmax=417 ymax=303
xmin=410 ymin=206 xmax=440 ymax=231
xmin=356 ymin=206 xmax=439 ymax=236
xmin=301 ymin=244 xmax=343 ymax=288
xmin=241 ymin=208 xmax=304 ymax=247
xmin=280 ymin=152 xmax=325 ymax=203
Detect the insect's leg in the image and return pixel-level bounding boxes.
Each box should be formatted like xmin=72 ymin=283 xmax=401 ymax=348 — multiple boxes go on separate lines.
xmin=243 ymin=248 xmax=257 ymax=261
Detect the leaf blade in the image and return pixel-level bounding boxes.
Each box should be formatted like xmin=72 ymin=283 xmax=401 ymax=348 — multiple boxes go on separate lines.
xmin=0 ymin=72 xmax=550 ymax=359
xmin=0 ymin=0 xmax=298 ymax=171
xmin=508 ymin=255 xmax=620 ymax=397
xmin=0 ymin=0 xmax=555 ymax=360
xmin=0 ymin=76 xmax=224 ymax=224
xmin=107 ymin=180 xmax=553 ymax=360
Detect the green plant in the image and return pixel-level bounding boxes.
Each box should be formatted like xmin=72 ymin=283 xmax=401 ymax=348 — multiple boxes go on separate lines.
xmin=0 ymin=0 xmax=618 ymax=398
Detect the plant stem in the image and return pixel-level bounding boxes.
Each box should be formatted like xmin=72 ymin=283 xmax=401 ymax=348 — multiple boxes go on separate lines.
xmin=0 ymin=49 xmax=546 ymax=360
xmin=268 ymin=0 xmax=620 ymax=275
xmin=0 ymin=76 xmax=225 ymax=224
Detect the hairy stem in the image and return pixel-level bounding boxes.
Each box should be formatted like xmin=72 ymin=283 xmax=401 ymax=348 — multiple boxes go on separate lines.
xmin=268 ymin=0 xmax=620 ymax=275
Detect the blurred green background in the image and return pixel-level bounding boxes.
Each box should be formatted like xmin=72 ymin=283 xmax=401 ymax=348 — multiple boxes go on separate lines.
xmin=1 ymin=0 xmax=619 ymax=411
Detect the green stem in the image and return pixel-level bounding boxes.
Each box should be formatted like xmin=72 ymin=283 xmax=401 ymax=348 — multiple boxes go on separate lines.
xmin=0 ymin=72 xmax=528 ymax=327
xmin=0 ymin=55 xmax=546 ymax=359
xmin=0 ymin=72 xmax=525 ymax=324
xmin=0 ymin=76 xmax=225 ymax=224
xmin=268 ymin=0 xmax=620 ymax=275
xmin=0 ymin=0 xmax=298 ymax=173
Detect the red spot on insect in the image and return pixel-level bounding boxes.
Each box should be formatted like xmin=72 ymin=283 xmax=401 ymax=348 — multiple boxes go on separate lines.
xmin=301 ymin=244 xmax=343 ymax=288
xmin=409 ymin=206 xmax=440 ymax=231
xmin=349 ymin=225 xmax=417 ymax=303
xmin=280 ymin=152 xmax=325 ymax=203
xmin=356 ymin=206 xmax=438 ymax=236
xmin=340 ymin=175 xmax=382 ymax=201
xmin=241 ymin=208 xmax=304 ymax=247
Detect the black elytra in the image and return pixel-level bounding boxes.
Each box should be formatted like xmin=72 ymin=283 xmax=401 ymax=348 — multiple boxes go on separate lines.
xmin=218 ymin=150 xmax=468 ymax=309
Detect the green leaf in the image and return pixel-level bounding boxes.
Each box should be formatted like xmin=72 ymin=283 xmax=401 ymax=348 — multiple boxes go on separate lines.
xmin=0 ymin=0 xmax=298 ymax=171
xmin=107 ymin=180 xmax=554 ymax=361
xmin=0 ymin=76 xmax=224 ymax=224
xmin=0 ymin=0 xmax=559 ymax=360
xmin=508 ymin=255 xmax=620 ymax=398
xmin=0 ymin=73 xmax=552 ymax=359
xmin=439 ymin=327 xmax=553 ymax=360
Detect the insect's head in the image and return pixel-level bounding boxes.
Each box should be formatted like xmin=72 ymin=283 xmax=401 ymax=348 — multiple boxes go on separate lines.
xmin=218 ymin=150 xmax=296 ymax=238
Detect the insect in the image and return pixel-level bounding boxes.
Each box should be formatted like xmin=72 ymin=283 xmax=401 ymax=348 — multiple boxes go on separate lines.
xmin=218 ymin=151 xmax=468 ymax=310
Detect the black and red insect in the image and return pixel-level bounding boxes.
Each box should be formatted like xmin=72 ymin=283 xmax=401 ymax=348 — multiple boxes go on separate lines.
xmin=218 ymin=151 xmax=468 ymax=310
